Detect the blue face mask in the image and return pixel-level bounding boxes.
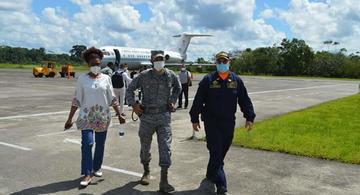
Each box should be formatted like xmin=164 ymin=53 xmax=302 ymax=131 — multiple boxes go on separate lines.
xmin=216 ymin=63 xmax=229 ymax=73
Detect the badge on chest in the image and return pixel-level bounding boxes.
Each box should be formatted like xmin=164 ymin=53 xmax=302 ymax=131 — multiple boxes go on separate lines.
xmin=210 ymin=80 xmax=221 ymax=88
xmin=226 ymin=79 xmax=237 ymax=89
xmin=210 ymin=78 xmax=237 ymax=89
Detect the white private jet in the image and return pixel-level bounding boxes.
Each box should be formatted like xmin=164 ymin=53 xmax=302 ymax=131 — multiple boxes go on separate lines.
xmin=99 ymin=33 xmax=212 ymax=70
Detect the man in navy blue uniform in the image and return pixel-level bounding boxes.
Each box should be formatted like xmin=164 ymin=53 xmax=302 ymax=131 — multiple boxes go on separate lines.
xmin=189 ymin=51 xmax=256 ymax=195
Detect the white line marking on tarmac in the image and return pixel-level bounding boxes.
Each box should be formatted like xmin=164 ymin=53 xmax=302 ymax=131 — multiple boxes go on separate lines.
xmin=0 ymin=141 xmax=32 ymax=151
xmin=63 ymin=138 xmax=144 ymax=178
xmin=63 ymin=138 xmax=81 ymax=145
xmin=0 ymin=111 xmax=69 ymax=120
xmin=37 ymin=130 xmax=76 ymax=137
xmin=248 ymin=84 xmax=349 ymax=95
xmin=187 ymin=84 xmax=351 ymax=101
xmin=102 ymin=165 xmax=142 ymax=178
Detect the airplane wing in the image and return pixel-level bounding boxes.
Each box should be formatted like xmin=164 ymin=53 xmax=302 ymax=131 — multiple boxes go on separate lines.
xmin=188 ymin=63 xmax=215 ymax=66
xmin=165 ymin=63 xmax=215 ymax=66
xmin=138 ymin=62 xmax=214 ymax=67
xmin=140 ymin=62 xmax=152 ymax=66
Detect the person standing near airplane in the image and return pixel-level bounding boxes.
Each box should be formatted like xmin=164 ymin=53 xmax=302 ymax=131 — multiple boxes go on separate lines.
xmin=126 ymin=50 xmax=181 ymax=193
xmin=64 ymin=47 xmax=126 ymax=187
xmin=189 ymin=51 xmax=255 ymax=195
xmin=112 ymin=63 xmax=132 ymax=116
xmin=100 ymin=62 xmax=114 ymax=77
xmin=177 ymin=64 xmax=193 ymax=110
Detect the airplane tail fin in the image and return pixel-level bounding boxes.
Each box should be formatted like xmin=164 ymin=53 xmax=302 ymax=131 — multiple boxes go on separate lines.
xmin=173 ymin=33 xmax=211 ymax=61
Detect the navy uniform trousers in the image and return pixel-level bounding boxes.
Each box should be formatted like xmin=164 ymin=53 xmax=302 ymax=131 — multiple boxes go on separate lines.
xmin=204 ymin=116 xmax=235 ymax=189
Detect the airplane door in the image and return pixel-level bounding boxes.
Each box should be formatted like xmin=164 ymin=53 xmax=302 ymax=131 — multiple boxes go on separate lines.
xmin=114 ymin=49 xmax=121 ymax=65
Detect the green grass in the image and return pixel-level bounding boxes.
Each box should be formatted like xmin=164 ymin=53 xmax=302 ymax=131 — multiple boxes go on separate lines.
xmin=233 ymin=94 xmax=360 ymax=164
xmin=0 ymin=63 xmax=36 ymax=69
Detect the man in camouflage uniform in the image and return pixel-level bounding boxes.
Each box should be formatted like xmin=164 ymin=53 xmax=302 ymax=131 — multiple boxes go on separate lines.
xmin=125 ymin=50 xmax=181 ymax=193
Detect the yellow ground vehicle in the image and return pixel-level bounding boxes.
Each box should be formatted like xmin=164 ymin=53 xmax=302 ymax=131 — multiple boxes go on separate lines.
xmin=33 ymin=61 xmax=57 ymax=78
xmin=59 ymin=64 xmax=75 ymax=78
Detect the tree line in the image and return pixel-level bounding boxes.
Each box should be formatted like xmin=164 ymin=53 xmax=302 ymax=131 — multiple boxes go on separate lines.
xmin=0 ymin=45 xmax=87 ymax=65
xmin=1 ymin=39 xmax=360 ymax=78
xmin=229 ymin=38 xmax=360 ymax=78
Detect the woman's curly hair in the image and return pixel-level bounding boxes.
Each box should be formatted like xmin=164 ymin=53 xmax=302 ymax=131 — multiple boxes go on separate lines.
xmin=82 ymin=47 xmax=104 ymax=63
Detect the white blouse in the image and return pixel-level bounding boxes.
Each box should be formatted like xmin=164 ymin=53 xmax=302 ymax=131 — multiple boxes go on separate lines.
xmin=72 ymin=73 xmax=118 ymax=132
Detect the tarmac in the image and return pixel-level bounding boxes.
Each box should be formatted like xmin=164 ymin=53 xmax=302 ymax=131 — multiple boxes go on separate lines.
xmin=0 ymin=69 xmax=359 ymax=195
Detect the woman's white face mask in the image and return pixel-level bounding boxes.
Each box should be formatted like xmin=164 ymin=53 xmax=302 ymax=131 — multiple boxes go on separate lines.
xmin=90 ymin=66 xmax=101 ymax=75
xmin=153 ymin=61 xmax=165 ymax=71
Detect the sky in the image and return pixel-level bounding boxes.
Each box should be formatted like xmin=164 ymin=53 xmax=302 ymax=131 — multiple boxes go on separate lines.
xmin=0 ymin=0 xmax=359 ymax=61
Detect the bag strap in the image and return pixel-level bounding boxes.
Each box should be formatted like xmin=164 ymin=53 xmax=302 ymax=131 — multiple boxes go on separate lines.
xmin=187 ymin=71 xmax=192 ymax=79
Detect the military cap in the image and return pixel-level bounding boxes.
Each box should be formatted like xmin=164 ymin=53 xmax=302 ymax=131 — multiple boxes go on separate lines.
xmin=151 ymin=50 xmax=164 ymax=59
xmin=215 ymin=51 xmax=230 ymax=60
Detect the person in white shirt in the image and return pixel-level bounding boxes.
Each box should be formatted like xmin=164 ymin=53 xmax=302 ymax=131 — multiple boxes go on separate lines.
xmin=177 ymin=64 xmax=192 ymax=109
xmin=64 ymin=47 xmax=126 ymax=187
xmin=112 ymin=63 xmax=132 ymax=116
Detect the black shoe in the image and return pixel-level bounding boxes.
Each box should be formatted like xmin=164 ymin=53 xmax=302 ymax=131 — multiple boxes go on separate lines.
xmin=216 ymin=186 xmax=227 ymax=195
xmin=176 ymin=106 xmax=182 ymax=110
xmin=184 ymin=106 xmax=187 ymax=109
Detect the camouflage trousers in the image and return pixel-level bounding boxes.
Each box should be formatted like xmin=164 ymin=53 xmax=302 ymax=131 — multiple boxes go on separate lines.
xmin=139 ymin=111 xmax=172 ymax=168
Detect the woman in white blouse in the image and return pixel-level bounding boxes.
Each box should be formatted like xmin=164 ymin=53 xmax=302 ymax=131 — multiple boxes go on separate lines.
xmin=64 ymin=47 xmax=126 ymax=187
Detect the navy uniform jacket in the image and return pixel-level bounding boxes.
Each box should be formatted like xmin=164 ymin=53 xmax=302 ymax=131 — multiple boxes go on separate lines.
xmin=190 ymin=71 xmax=255 ymax=123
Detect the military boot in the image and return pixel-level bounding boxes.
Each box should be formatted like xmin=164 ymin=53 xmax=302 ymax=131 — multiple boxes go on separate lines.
xmin=159 ymin=168 xmax=175 ymax=193
xmin=140 ymin=164 xmax=150 ymax=185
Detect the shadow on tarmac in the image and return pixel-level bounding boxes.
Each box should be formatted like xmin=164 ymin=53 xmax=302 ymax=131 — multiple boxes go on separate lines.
xmin=9 ymin=177 xmax=105 ymax=195
xmin=10 ymin=178 xmax=215 ymax=195
xmin=102 ymin=178 xmax=216 ymax=195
